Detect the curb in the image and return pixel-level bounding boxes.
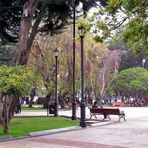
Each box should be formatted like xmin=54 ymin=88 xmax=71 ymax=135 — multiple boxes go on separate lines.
xmin=0 ymin=126 xmax=82 ymax=143
xmin=29 ymin=126 xmax=82 ymax=137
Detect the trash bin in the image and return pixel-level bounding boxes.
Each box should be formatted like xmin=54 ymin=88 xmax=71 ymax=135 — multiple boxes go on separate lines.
xmin=49 ymin=104 xmax=55 ymax=114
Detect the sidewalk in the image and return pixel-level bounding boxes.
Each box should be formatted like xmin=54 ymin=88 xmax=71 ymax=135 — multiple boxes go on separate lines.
xmin=0 ymin=107 xmax=148 ymax=148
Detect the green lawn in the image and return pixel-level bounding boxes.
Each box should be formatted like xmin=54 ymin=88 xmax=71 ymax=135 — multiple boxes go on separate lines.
xmin=0 ymin=116 xmax=79 ymax=137
xmin=21 ymin=107 xmax=46 ymax=110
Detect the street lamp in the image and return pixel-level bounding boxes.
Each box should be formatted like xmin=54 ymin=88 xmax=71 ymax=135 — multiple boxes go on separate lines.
xmin=72 ymin=0 xmax=77 ymax=120
xmin=78 ymin=27 xmax=87 ymax=127
xmin=54 ymin=48 xmax=59 ymax=117
xmin=142 ymin=59 xmax=146 ymax=68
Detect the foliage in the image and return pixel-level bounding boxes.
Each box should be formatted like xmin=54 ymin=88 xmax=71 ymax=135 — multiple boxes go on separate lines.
xmin=119 ymin=50 xmax=140 ymax=70
xmin=29 ymin=29 xmax=98 ymax=97
xmin=0 ymin=0 xmax=25 ymax=44
xmin=83 ymin=33 xmax=108 ymax=96
xmin=0 ymin=65 xmax=43 ymax=96
xmin=0 ymin=65 xmax=44 ymax=134
xmin=89 ymin=0 xmax=148 ymax=55
xmin=0 ymin=116 xmax=79 ymax=137
xmin=29 ymin=28 xmax=125 ymax=101
xmin=77 ymin=18 xmax=90 ymax=34
xmin=47 ymin=80 xmax=55 ymax=95
xmin=121 ymin=19 xmax=148 ymax=54
xmin=111 ymin=67 xmax=148 ymax=96
xmin=0 ymin=0 xmax=106 ymax=45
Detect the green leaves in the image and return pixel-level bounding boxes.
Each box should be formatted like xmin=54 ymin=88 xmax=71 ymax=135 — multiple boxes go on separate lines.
xmin=89 ymin=0 xmax=148 ymax=55
xmin=93 ymin=21 xmax=110 ymax=42
xmin=106 ymin=0 xmax=121 ymax=14
xmin=77 ymin=18 xmax=90 ymax=35
xmin=0 ymin=65 xmax=43 ymax=96
xmin=112 ymin=67 xmax=148 ymax=92
xmin=121 ymin=19 xmax=148 ymax=54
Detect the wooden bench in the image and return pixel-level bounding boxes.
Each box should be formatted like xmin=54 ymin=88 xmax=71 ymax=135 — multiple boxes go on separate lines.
xmin=89 ymin=108 xmax=126 ymax=122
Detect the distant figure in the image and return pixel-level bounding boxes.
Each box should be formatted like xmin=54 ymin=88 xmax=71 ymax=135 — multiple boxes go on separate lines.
xmin=29 ymin=87 xmax=36 ymax=107
xmin=92 ymin=101 xmax=98 ymax=108
xmin=15 ymin=97 xmax=22 ymax=114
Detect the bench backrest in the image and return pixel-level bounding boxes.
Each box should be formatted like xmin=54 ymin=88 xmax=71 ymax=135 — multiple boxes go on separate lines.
xmin=90 ymin=108 xmax=120 ymax=115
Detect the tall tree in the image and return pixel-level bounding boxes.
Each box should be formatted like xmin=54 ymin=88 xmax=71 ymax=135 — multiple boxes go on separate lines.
xmin=0 ymin=65 xmax=43 ymax=134
xmin=0 ymin=0 xmax=108 ymax=65
xmin=89 ymin=0 xmax=148 ymax=55
xmin=111 ymin=67 xmax=148 ymax=99
xmin=12 ymin=0 xmax=71 ymax=65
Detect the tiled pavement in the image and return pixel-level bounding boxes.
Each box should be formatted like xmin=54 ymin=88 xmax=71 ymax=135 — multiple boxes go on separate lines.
xmin=0 ymin=107 xmax=148 ymax=148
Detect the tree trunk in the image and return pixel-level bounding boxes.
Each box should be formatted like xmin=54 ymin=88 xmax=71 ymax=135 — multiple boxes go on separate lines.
xmin=0 ymin=94 xmax=17 ymax=135
xmin=3 ymin=116 xmax=9 ymax=135
xmin=59 ymin=93 xmax=68 ymax=109
xmin=12 ymin=0 xmax=40 ymax=65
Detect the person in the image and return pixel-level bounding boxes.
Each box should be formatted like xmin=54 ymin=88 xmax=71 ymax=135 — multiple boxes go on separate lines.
xmin=29 ymin=87 xmax=36 ymax=107
xmin=92 ymin=101 xmax=108 ymax=119
xmin=15 ymin=97 xmax=22 ymax=114
xmin=92 ymin=101 xmax=98 ymax=108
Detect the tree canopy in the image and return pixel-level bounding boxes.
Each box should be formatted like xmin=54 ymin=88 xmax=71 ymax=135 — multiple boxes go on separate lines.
xmin=0 ymin=65 xmax=44 ymax=134
xmin=0 ymin=0 xmax=108 ymax=65
xmin=0 ymin=65 xmax=43 ymax=96
xmin=111 ymin=67 xmax=148 ymax=97
xmin=89 ymin=0 xmax=148 ymax=55
xmin=0 ymin=0 xmax=107 ymax=45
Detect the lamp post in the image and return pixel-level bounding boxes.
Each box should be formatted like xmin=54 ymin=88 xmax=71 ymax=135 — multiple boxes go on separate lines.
xmin=54 ymin=48 xmax=59 ymax=117
xmin=78 ymin=27 xmax=87 ymax=127
xmin=142 ymin=59 xmax=146 ymax=68
xmin=72 ymin=0 xmax=77 ymax=120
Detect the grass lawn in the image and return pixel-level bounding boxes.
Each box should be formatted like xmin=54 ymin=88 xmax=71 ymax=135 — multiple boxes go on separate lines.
xmin=21 ymin=107 xmax=46 ymax=110
xmin=0 ymin=116 xmax=79 ymax=137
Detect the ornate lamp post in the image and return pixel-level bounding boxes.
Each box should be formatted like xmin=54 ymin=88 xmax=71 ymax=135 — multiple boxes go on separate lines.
xmin=72 ymin=0 xmax=77 ymax=120
xmin=78 ymin=27 xmax=87 ymax=127
xmin=54 ymin=48 xmax=59 ymax=117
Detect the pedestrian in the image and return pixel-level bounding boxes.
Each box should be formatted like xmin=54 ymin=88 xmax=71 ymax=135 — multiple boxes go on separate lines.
xmin=15 ymin=97 xmax=22 ymax=114
xmin=29 ymin=87 xmax=36 ymax=107
xmin=92 ymin=101 xmax=98 ymax=108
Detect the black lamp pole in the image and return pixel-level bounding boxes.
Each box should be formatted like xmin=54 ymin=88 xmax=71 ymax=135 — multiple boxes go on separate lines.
xmin=72 ymin=0 xmax=77 ymax=120
xmin=79 ymin=28 xmax=87 ymax=127
xmin=54 ymin=48 xmax=59 ymax=117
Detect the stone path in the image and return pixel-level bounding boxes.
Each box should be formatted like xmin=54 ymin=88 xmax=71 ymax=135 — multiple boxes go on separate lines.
xmin=0 ymin=107 xmax=148 ymax=148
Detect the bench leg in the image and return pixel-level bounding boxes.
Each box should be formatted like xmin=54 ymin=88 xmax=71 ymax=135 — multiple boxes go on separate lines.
xmin=103 ymin=114 xmax=109 ymax=120
xmin=118 ymin=115 xmax=126 ymax=122
xmin=107 ymin=115 xmax=111 ymax=120
xmin=90 ymin=113 xmax=97 ymax=119
xmin=123 ymin=116 xmax=126 ymax=121
xmin=90 ymin=114 xmax=92 ymax=119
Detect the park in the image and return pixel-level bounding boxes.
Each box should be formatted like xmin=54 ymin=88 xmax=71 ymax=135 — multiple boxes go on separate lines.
xmin=0 ymin=0 xmax=148 ymax=147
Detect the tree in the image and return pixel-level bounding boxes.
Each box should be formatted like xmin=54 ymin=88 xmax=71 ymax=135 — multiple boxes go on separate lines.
xmin=81 ymin=33 xmax=107 ymax=98
xmin=111 ymin=67 xmax=148 ymax=99
xmin=12 ymin=0 xmax=71 ymax=65
xmin=108 ymin=39 xmax=140 ymax=70
xmin=89 ymin=0 xmax=148 ymax=55
xmin=96 ymin=49 xmax=126 ymax=101
xmin=0 ymin=0 xmax=109 ymax=65
xmin=0 ymin=0 xmax=24 ymax=44
xmin=0 ymin=65 xmax=43 ymax=134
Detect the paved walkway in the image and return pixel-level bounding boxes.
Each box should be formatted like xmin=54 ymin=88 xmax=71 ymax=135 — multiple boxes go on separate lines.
xmin=0 ymin=107 xmax=148 ymax=148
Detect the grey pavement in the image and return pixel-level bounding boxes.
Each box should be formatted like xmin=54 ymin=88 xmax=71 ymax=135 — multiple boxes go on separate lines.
xmin=0 ymin=107 xmax=148 ymax=148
